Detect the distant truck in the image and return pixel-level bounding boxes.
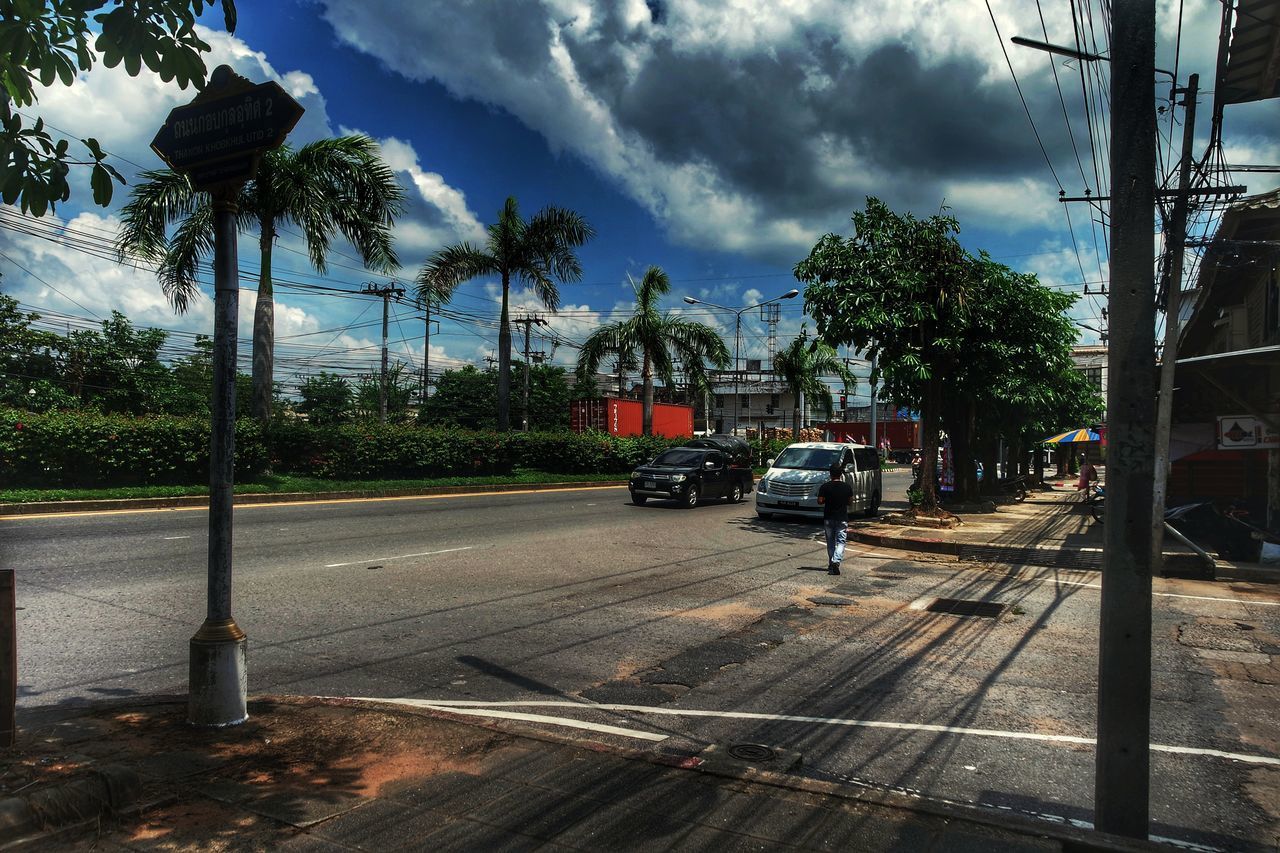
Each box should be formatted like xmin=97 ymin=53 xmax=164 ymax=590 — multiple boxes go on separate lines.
xmin=569 ymin=398 xmax=694 ymax=438
xmin=822 ymin=421 xmax=920 ymax=463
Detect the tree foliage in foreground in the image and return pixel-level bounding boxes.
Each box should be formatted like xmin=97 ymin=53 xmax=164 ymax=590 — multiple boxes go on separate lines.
xmin=796 ymin=197 xmax=1101 ymax=510
xmin=796 ymin=197 xmax=969 ymax=514
xmin=2 ymin=0 xmax=237 ymax=215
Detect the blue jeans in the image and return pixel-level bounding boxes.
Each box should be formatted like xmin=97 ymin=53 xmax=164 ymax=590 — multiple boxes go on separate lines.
xmin=824 ymin=519 xmax=848 ymax=566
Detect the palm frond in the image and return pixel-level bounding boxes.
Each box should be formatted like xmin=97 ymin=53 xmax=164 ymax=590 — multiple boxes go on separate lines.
xmin=156 ymin=204 xmax=215 ymax=313
xmin=115 ymin=169 xmax=202 ymax=264
xmin=577 ymin=322 xmax=633 ymax=377
xmin=418 ymin=244 xmax=499 ymax=303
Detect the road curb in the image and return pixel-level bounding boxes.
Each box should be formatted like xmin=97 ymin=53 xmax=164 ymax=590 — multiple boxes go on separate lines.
xmin=0 ymin=764 xmax=141 ymax=847
xmin=0 ymin=480 xmax=627 ymax=516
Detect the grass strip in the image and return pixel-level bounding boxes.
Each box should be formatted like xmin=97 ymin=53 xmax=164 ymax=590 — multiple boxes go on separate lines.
xmin=0 ymin=471 xmax=626 ymax=503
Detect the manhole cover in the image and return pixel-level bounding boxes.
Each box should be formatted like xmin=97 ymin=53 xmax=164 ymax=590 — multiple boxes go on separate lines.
xmin=727 ymin=743 xmax=777 ymax=762
xmin=925 ymin=598 xmax=1006 ymax=619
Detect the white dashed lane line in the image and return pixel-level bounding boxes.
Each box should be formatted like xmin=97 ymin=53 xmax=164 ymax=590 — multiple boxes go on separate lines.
xmin=324 ymin=546 xmax=474 ymax=569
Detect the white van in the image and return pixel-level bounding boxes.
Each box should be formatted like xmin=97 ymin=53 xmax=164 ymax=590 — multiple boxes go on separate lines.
xmin=755 ymin=442 xmax=882 ymax=520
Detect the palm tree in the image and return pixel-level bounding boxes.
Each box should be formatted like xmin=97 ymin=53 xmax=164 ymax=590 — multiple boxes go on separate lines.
xmin=774 ymin=329 xmax=855 ymax=438
xmin=117 ymin=135 xmax=405 ymax=422
xmin=577 ymin=266 xmax=729 ymax=436
xmin=418 ymin=197 xmax=593 ymax=430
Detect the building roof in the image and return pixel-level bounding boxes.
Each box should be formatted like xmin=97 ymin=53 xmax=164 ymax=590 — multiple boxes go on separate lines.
xmin=1216 ymin=0 xmax=1280 ymax=109
xmin=1180 ymin=188 xmax=1280 ymax=351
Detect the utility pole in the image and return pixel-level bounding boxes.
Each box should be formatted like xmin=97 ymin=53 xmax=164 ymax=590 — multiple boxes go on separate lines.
xmin=869 ymin=353 xmax=879 ymax=451
xmin=1152 ymin=73 xmax=1200 ymax=567
xmin=1096 ymin=0 xmax=1156 ymax=839
xmin=513 ymin=314 xmax=547 ymax=431
xmin=362 ymin=281 xmax=405 ymax=424
xmin=418 ymin=295 xmax=438 ymax=404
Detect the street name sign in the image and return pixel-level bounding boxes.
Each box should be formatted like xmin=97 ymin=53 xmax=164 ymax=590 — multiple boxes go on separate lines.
xmin=151 ymin=65 xmax=304 ymax=190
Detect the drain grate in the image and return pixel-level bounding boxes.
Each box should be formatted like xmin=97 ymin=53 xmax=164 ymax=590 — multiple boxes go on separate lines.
xmin=925 ymin=598 xmax=1006 ymax=619
xmin=727 ymin=743 xmax=777 ymax=762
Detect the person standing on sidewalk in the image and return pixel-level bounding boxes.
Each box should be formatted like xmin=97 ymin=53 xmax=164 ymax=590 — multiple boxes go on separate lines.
xmin=1076 ymin=453 xmax=1098 ymax=493
xmin=817 ymin=462 xmax=854 ymax=575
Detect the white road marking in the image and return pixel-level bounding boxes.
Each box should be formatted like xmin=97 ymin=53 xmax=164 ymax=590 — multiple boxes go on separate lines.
xmin=162 ymin=535 xmax=191 ymax=540
xmin=1028 ymin=576 xmax=1280 ymax=607
xmin=408 ymin=700 xmax=1280 ymax=767
xmin=324 ymin=546 xmax=473 ymax=568
xmin=354 ymin=698 xmax=666 ymax=741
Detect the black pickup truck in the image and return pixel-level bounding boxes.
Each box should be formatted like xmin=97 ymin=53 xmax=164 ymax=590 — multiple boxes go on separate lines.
xmin=628 ymin=446 xmax=754 ymax=508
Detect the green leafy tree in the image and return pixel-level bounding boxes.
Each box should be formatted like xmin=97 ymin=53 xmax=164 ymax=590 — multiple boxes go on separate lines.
xmin=576 ymin=266 xmax=728 ymax=436
xmin=773 ymin=329 xmax=855 ymax=439
xmin=296 ymin=371 xmax=352 ymax=426
xmin=59 ymin=311 xmax=172 ymax=413
xmin=116 ymin=134 xmax=405 ymax=422
xmin=1 ymin=0 xmax=237 ymax=215
xmin=354 ymin=362 xmax=414 ymax=422
xmin=524 ymin=361 xmax=572 ymax=430
xmin=162 ymin=334 xmax=252 ymax=417
xmin=419 ymin=361 xmax=572 ymax=430
xmin=0 ymin=291 xmax=72 ymax=410
xmin=795 ymin=197 xmax=970 ymax=515
xmin=419 ymin=364 xmax=497 ymax=429
xmin=418 ymin=196 xmax=593 ymax=430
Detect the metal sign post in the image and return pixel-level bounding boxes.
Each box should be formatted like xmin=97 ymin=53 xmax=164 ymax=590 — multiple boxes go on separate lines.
xmin=151 ymin=65 xmax=303 ymax=727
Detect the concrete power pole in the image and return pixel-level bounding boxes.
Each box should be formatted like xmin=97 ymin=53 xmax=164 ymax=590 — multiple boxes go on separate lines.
xmin=1151 ymin=73 xmax=1200 ymax=567
xmin=419 ymin=296 xmax=436 ymax=404
xmin=513 ymin=314 xmax=547 ymax=432
xmin=1095 ymin=0 xmax=1157 ymax=839
xmin=362 ymin=281 xmax=405 ymax=424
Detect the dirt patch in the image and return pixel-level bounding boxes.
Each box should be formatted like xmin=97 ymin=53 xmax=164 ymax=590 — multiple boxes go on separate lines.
xmin=1244 ymin=768 xmax=1280 ymax=843
xmin=670 ymin=601 xmax=767 ymax=623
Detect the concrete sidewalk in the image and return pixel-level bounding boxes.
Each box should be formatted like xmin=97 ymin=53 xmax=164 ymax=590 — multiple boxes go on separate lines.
xmin=1 ymin=696 xmax=1158 ymax=852
xmin=849 ymin=486 xmax=1274 ymax=582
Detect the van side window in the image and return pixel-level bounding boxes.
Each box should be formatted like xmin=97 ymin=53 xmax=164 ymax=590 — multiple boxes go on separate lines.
xmin=855 ymin=448 xmax=878 ymax=472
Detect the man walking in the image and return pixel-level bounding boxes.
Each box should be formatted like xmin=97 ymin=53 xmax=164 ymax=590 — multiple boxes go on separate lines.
xmin=817 ymin=461 xmax=854 ymax=575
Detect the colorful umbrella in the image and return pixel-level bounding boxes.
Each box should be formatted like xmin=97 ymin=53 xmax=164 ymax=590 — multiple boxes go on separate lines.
xmin=1042 ymin=428 xmax=1101 ymax=444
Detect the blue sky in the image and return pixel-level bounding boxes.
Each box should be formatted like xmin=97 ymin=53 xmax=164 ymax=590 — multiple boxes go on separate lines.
xmin=4 ymin=0 xmax=1277 ymax=404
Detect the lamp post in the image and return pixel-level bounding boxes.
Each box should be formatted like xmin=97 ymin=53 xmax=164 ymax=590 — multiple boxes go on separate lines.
xmin=684 ymin=289 xmax=799 ymax=436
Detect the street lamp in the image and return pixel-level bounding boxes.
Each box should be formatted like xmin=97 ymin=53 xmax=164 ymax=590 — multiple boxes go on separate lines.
xmin=683 ymin=289 xmax=799 ymax=435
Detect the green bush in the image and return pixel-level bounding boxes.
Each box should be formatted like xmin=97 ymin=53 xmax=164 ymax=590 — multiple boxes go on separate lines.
xmin=0 ymin=408 xmax=703 ymax=487
xmin=0 ymin=408 xmax=267 ymax=487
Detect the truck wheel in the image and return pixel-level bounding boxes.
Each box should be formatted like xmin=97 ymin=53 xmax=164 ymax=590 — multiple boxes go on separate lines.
xmin=683 ymin=485 xmax=700 ymax=508
xmin=864 ymin=491 xmax=880 ymax=518
xmin=631 ymin=494 xmax=647 ymax=505
xmin=726 ymin=482 xmax=744 ymax=503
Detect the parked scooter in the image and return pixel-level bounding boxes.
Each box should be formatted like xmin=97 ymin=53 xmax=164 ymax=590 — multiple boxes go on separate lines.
xmin=1094 ymin=496 xmax=1266 ymax=562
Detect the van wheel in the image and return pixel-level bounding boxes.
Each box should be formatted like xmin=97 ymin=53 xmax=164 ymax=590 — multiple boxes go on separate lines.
xmin=631 ymin=494 xmax=647 ymax=505
xmin=683 ymin=485 xmax=700 ymax=508
xmin=864 ymin=491 xmax=880 ymax=518
xmin=726 ymin=482 xmax=744 ymax=503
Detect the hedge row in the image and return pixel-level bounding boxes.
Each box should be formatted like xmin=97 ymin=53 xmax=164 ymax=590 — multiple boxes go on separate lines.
xmin=0 ymin=409 xmax=269 ymax=487
xmin=0 ymin=409 xmax=792 ymax=487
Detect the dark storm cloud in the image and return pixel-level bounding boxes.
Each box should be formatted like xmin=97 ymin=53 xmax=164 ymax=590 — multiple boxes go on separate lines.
xmin=318 ymin=0 xmax=1104 ymax=255
xmin=566 ymin=29 xmax=1062 ymax=218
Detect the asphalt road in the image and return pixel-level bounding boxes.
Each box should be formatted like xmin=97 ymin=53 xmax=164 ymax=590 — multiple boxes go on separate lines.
xmin=3 ymin=471 xmax=1278 ymax=850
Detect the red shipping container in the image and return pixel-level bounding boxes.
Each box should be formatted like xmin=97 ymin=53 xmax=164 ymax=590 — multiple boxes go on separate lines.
xmin=822 ymin=421 xmax=920 ymax=449
xmin=569 ymin=398 xmax=693 ymax=438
